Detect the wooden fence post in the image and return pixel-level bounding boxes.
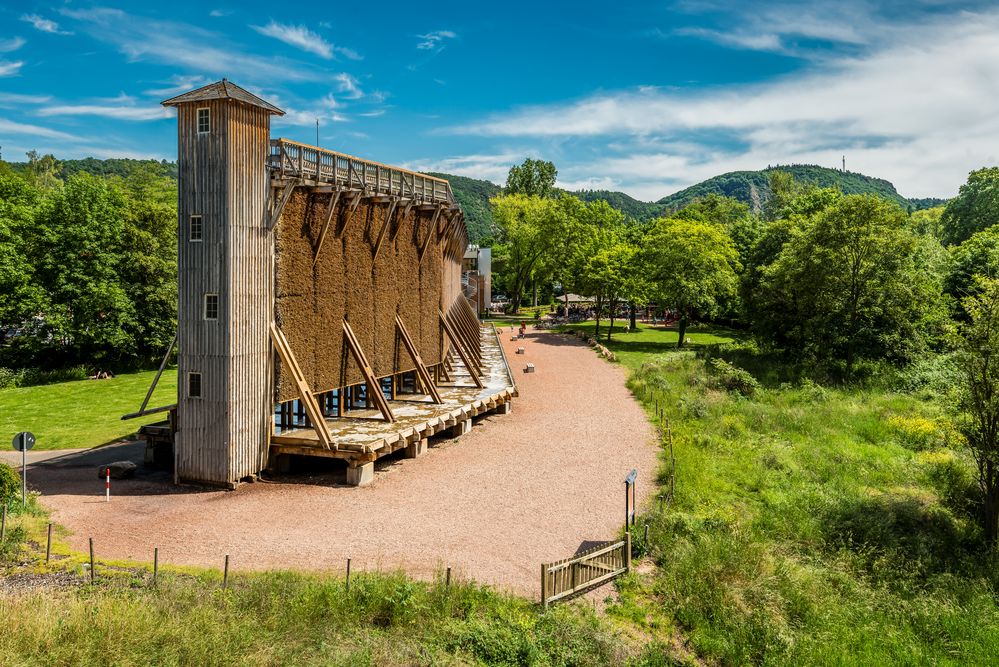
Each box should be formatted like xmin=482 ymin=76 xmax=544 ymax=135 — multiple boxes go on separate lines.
xmin=89 ymin=537 xmax=95 ymax=583
xmin=45 ymin=523 xmax=52 ymax=562
xmin=541 ymin=563 xmax=548 ymax=610
xmin=1 ymin=504 xmax=7 ymax=541
xmin=222 ymin=555 xmax=230 ymax=589
xmin=153 ymin=548 xmax=158 ymax=586
xmin=346 ymin=558 xmax=352 ymax=592
xmin=445 ymin=566 xmax=452 ymax=590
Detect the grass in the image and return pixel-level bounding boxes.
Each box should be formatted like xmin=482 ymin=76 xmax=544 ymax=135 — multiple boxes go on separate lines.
xmin=561 ymin=322 xmax=999 ymax=664
xmin=0 ymin=368 xmax=177 ymax=450
xmin=0 ymin=501 xmax=652 ymax=667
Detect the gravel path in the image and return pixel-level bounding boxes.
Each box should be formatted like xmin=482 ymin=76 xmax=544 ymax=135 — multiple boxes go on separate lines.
xmin=30 ymin=331 xmax=658 ymax=596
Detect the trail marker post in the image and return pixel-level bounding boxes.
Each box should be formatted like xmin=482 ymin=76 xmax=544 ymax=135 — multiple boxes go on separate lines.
xmin=624 ymin=469 xmax=637 ymax=535
xmin=11 ymin=431 xmax=35 ymax=507
xmin=105 ymin=468 xmax=110 ymax=502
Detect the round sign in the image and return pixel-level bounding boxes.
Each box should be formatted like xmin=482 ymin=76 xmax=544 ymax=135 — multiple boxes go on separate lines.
xmin=12 ymin=431 xmax=35 ymax=452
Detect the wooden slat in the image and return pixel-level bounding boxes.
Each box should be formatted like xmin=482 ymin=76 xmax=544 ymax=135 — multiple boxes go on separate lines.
xmin=342 ymin=319 xmax=395 ymax=423
xmin=371 ymin=198 xmax=397 ymax=260
xmin=395 ymin=314 xmax=442 ymax=403
xmin=135 ymin=331 xmax=177 ymax=416
xmin=418 ymin=206 xmax=443 ymax=262
xmin=439 ymin=310 xmax=483 ymax=388
xmin=269 ymin=323 xmax=335 ymax=450
xmin=267 ymin=179 xmax=299 ymax=230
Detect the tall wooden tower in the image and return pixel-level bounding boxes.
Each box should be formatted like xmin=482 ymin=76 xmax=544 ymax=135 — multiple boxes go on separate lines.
xmin=162 ymin=80 xmax=284 ymax=487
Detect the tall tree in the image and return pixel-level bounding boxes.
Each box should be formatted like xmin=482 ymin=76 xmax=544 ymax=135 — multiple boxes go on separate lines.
xmin=642 ymin=217 xmax=740 ymax=348
xmin=753 ymin=193 xmax=945 ymax=372
xmin=490 ymin=193 xmax=556 ymax=313
xmin=941 ymin=167 xmax=999 ymax=246
xmin=505 ymin=158 xmax=557 ymax=198
xmin=954 ymin=276 xmax=999 ymax=546
xmin=0 ymin=167 xmax=43 ymax=349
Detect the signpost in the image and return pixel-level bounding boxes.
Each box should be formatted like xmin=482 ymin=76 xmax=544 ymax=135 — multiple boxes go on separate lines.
xmin=624 ymin=468 xmax=637 ymax=534
xmin=11 ymin=431 xmax=35 ymax=507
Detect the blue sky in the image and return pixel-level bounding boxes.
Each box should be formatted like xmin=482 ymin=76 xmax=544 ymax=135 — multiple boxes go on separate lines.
xmin=2 ymin=1 xmax=998 ymax=200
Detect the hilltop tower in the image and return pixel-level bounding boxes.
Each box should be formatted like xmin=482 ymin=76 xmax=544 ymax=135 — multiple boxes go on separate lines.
xmin=162 ymin=80 xmax=285 ymax=487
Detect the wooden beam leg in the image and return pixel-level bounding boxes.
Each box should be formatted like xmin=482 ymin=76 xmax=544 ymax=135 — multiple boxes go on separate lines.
xmin=342 ymin=319 xmax=395 ymax=423
xmin=439 ymin=310 xmax=483 ymax=389
xmin=269 ymin=324 xmax=335 ymax=450
xmin=312 ymin=188 xmax=342 ymax=267
xmin=395 ymin=314 xmax=443 ymax=403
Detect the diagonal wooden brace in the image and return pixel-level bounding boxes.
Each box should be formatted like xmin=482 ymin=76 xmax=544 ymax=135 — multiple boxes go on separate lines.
xmin=267 ymin=179 xmax=300 ymax=231
xmin=270 ymin=323 xmax=335 ymax=450
xmin=395 ymin=314 xmax=443 ymax=403
xmin=439 ymin=309 xmax=483 ymax=388
xmin=342 ymin=319 xmax=395 ymax=422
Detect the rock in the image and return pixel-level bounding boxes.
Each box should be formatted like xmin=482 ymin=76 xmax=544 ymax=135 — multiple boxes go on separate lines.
xmin=98 ymin=461 xmax=137 ymax=479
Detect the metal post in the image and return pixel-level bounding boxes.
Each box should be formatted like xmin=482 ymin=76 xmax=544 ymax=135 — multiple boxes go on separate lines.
xmin=45 ymin=523 xmax=52 ymax=562
xmin=89 ymin=537 xmax=95 ymax=584
xmin=1 ymin=505 xmax=6 ymax=541
xmin=153 ymin=548 xmax=158 ymax=586
xmin=625 ymin=532 xmax=632 ymax=572
xmin=21 ymin=440 xmax=26 ymax=507
xmin=346 ymin=558 xmax=352 ymax=592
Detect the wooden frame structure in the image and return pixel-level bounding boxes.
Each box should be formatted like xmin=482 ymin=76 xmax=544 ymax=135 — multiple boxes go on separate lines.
xmin=145 ymin=79 xmax=513 ymax=489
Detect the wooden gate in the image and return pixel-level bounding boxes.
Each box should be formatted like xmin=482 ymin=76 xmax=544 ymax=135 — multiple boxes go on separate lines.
xmin=541 ymin=534 xmax=631 ymax=608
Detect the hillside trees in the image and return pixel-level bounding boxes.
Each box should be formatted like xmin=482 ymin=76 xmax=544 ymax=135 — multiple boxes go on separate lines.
xmin=941 ymin=167 xmax=999 ymax=246
xmin=0 ymin=168 xmax=42 ymax=347
xmin=749 ymin=193 xmax=946 ymax=372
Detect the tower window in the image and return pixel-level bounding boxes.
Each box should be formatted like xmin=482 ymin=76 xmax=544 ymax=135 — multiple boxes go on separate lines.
xmin=204 ymin=293 xmax=219 ymax=320
xmin=188 ymin=372 xmax=202 ymax=398
xmin=197 ymin=107 xmax=210 ymax=134
xmin=190 ymin=215 xmax=203 ymax=241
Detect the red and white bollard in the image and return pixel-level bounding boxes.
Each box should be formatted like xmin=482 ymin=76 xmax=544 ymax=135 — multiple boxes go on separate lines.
xmin=105 ymin=468 xmax=110 ymax=502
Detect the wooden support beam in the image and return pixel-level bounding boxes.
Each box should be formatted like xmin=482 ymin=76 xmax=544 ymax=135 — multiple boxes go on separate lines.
xmin=395 ymin=314 xmax=443 ymax=403
xmin=337 ymin=192 xmax=364 ymax=238
xmin=135 ymin=331 xmax=177 ymax=416
xmin=312 ymin=188 xmax=343 ymax=267
xmin=371 ymin=197 xmax=398 ymax=260
xmin=419 ymin=206 xmax=443 ymax=263
xmin=439 ymin=310 xmax=483 ymax=388
xmin=342 ymin=319 xmax=395 ymax=423
xmin=267 ymin=180 xmax=299 ymax=231
xmin=270 ymin=323 xmax=335 ymax=450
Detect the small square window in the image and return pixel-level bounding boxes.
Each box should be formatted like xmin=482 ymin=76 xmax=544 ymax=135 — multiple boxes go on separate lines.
xmin=190 ymin=215 xmax=203 ymax=242
xmin=188 ymin=372 xmax=202 ymax=398
xmin=204 ymin=293 xmax=219 ymax=320
xmin=197 ymin=107 xmax=210 ymax=134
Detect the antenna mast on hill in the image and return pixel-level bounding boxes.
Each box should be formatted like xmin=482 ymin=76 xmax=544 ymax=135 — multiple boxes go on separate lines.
xmin=842 ymin=155 xmax=846 ymax=172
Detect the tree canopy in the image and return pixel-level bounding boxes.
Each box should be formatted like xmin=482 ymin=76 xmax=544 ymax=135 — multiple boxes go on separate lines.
xmin=941 ymin=167 xmax=999 ymax=246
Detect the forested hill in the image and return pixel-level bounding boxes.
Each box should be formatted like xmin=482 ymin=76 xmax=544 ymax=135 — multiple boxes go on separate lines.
xmin=572 ymin=190 xmax=664 ymax=221
xmin=657 ymin=165 xmax=945 ymax=213
xmin=424 ymin=172 xmax=501 ymax=244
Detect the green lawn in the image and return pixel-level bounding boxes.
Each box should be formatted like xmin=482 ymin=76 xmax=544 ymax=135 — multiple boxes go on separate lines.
xmin=567 ymin=322 xmax=999 ymax=664
xmin=561 ymin=320 xmax=744 ymax=368
xmin=0 ymin=369 xmax=177 ymax=450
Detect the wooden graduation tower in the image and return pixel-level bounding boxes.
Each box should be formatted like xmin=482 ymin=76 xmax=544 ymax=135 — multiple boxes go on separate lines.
xmin=155 ymin=79 xmax=513 ymax=490
xmin=162 ymin=81 xmax=283 ymax=486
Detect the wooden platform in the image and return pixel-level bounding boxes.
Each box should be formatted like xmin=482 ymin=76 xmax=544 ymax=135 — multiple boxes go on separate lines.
xmin=270 ymin=324 xmax=517 ymax=467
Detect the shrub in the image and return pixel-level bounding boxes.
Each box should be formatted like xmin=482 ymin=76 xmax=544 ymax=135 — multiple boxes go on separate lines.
xmin=707 ymin=358 xmax=760 ymax=397
xmin=0 ymin=463 xmax=19 ymax=506
xmin=0 ymin=367 xmax=18 ymax=389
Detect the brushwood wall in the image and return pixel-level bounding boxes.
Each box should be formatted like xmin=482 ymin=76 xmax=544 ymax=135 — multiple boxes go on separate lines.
xmin=274 ymin=189 xmax=463 ymax=402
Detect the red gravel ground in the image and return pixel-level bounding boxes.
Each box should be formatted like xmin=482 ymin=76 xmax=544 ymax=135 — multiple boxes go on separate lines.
xmin=33 ymin=331 xmax=657 ymax=596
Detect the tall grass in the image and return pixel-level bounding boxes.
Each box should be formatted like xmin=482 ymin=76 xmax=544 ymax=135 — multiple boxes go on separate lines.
xmin=615 ymin=343 xmax=999 ymax=664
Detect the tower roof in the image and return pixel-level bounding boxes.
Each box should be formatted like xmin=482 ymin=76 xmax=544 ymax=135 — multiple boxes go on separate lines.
xmin=161 ymin=79 xmax=284 ymax=115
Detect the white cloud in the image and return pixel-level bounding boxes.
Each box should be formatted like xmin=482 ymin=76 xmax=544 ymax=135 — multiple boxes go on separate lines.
xmin=209 ymin=9 xmax=231 ymax=18
xmin=0 ymin=37 xmax=26 ymax=53
xmin=37 ymin=104 xmax=173 ymax=121
xmin=416 ymin=30 xmax=456 ymax=51
xmin=144 ymin=74 xmax=211 ymax=97
xmin=403 ymin=153 xmax=522 ymax=184
xmin=273 ymin=93 xmax=348 ymax=127
xmin=251 ymin=21 xmax=362 ymax=61
xmin=62 ymin=7 xmax=328 ymax=83
xmin=335 ymin=73 xmax=363 ymax=99
xmin=0 ymin=91 xmax=52 ymax=106
xmin=451 ymin=9 xmax=999 ymax=198
xmin=21 ymin=14 xmax=72 ymax=35
xmin=0 ymin=118 xmax=79 ymax=141
xmin=0 ymin=61 xmax=23 ymax=77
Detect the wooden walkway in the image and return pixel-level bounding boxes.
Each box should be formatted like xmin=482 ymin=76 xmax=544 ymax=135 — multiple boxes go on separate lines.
xmin=270 ymin=325 xmax=516 ymax=467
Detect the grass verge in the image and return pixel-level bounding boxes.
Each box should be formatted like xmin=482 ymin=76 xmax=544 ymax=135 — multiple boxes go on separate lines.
xmin=0 ymin=368 xmax=177 ymax=450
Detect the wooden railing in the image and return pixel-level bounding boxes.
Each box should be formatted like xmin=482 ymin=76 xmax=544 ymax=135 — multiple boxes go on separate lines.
xmin=541 ymin=535 xmax=631 ymax=608
xmin=268 ymin=138 xmax=455 ymax=205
